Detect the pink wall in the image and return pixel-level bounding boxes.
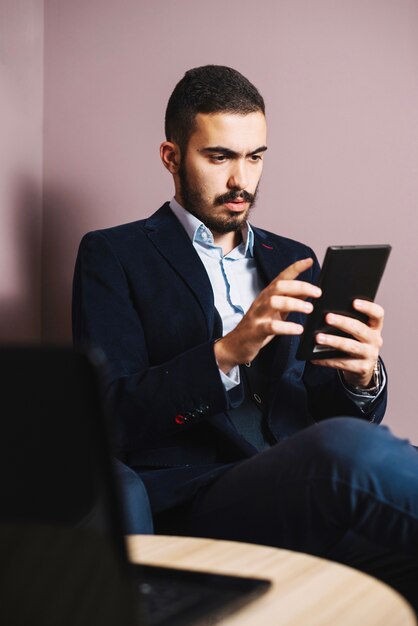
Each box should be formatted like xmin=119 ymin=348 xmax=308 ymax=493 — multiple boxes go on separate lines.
xmin=40 ymin=0 xmax=418 ymax=440
xmin=0 ymin=0 xmax=43 ymax=341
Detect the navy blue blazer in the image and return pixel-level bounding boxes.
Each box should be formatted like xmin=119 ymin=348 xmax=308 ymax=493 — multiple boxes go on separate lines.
xmin=72 ymin=203 xmax=387 ymax=512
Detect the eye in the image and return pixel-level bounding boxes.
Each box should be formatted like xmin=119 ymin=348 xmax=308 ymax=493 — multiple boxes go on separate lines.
xmin=249 ymin=154 xmax=263 ymax=162
xmin=210 ymin=155 xmax=228 ymax=163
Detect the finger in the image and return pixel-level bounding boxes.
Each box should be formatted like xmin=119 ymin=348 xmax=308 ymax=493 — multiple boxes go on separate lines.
xmin=271 ymin=280 xmax=322 ymax=300
xmin=311 ymin=357 xmax=365 ymax=372
xmin=353 ymin=300 xmax=384 ymax=330
xmin=268 ymin=295 xmax=314 ymax=316
xmin=269 ymin=320 xmax=304 ymax=335
xmin=277 ymin=257 xmax=314 ymax=281
xmin=325 ymin=313 xmax=379 ymax=345
xmin=311 ymin=358 xmax=377 ymax=390
xmin=324 ymin=313 xmax=369 ymax=342
xmin=315 ymin=332 xmax=375 ymax=359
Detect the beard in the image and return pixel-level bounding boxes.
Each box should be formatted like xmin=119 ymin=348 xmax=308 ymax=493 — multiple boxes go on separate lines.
xmin=178 ymin=163 xmax=259 ymax=234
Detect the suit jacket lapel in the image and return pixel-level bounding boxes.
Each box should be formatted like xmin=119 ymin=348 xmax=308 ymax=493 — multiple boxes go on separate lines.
xmin=144 ymin=203 xmax=215 ymax=337
xmin=252 ymin=227 xmax=294 ymax=284
xmin=252 ymin=226 xmax=302 ymax=391
xmin=252 ymin=227 xmax=317 ymax=436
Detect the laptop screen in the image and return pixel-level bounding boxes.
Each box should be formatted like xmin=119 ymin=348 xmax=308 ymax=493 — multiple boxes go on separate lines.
xmin=0 ymin=345 xmax=144 ymax=625
xmin=0 ymin=345 xmax=130 ymax=561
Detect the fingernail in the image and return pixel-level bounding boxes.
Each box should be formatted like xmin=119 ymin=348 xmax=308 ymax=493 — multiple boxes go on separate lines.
xmin=354 ymin=299 xmax=364 ymax=308
xmin=316 ymin=333 xmax=326 ymax=343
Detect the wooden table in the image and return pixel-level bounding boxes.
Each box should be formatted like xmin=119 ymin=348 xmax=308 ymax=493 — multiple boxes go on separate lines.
xmin=127 ymin=535 xmax=416 ymax=626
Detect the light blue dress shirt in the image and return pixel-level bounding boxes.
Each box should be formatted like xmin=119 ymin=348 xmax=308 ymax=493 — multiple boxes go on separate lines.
xmin=169 ymin=198 xmax=385 ymax=410
xmin=170 ymin=198 xmax=260 ymax=389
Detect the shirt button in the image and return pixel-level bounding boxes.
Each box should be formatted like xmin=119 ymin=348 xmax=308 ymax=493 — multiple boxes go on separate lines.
xmin=253 ymin=393 xmax=262 ymax=404
xmin=200 ymin=231 xmax=208 ymax=240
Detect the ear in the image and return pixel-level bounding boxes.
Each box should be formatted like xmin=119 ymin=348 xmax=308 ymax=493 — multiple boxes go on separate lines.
xmin=160 ymin=141 xmax=181 ymax=174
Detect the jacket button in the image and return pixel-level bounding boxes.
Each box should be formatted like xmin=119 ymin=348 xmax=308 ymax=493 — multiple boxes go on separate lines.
xmin=253 ymin=393 xmax=262 ymax=404
xmin=175 ymin=414 xmax=186 ymax=425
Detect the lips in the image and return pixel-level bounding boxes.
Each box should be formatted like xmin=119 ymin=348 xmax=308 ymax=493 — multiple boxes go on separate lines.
xmin=224 ymin=200 xmax=248 ymax=212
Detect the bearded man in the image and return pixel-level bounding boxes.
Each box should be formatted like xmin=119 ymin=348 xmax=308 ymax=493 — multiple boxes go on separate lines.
xmin=73 ymin=65 xmax=418 ymax=610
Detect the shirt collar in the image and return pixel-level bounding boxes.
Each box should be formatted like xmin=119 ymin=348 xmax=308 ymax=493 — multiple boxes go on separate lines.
xmin=169 ymin=197 xmax=254 ymax=257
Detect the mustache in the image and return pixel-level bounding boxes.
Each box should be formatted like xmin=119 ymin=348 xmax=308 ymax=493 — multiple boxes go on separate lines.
xmin=214 ymin=190 xmax=255 ymax=206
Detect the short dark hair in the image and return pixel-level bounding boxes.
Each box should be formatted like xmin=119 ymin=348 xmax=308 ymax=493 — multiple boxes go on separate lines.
xmin=165 ymin=65 xmax=265 ymax=154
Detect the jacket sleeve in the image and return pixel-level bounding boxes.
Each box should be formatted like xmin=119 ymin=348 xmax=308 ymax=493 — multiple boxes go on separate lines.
xmin=72 ymin=231 xmax=229 ymax=450
xmin=304 ymin=360 xmax=387 ymax=424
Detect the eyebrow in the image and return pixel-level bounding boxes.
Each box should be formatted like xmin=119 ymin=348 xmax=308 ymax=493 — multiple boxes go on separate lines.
xmin=199 ymin=145 xmax=268 ymax=158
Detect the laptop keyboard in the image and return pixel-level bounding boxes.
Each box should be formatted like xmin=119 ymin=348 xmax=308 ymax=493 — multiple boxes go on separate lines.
xmin=132 ymin=558 xmax=270 ymax=626
xmin=138 ymin=575 xmax=225 ymax=626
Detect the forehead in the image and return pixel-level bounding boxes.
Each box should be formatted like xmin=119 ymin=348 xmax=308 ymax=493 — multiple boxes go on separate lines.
xmin=188 ymin=112 xmax=267 ymax=151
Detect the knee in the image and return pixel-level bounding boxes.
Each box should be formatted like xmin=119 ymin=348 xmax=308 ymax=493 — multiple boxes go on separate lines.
xmin=305 ymin=417 xmax=396 ymax=473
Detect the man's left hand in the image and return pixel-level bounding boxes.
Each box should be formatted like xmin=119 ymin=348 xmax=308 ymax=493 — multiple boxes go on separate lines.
xmin=311 ymin=299 xmax=384 ymax=389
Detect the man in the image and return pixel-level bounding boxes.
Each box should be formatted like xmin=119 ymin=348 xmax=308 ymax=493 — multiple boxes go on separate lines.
xmin=73 ymin=65 xmax=418 ymax=608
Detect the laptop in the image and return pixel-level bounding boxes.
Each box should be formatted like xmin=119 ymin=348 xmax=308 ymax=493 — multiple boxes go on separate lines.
xmin=0 ymin=345 xmax=270 ymax=626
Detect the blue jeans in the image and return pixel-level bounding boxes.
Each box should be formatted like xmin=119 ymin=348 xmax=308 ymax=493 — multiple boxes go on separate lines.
xmin=155 ymin=418 xmax=418 ymax=611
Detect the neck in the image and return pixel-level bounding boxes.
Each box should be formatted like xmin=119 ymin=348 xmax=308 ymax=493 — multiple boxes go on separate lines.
xmin=213 ymin=230 xmax=242 ymax=256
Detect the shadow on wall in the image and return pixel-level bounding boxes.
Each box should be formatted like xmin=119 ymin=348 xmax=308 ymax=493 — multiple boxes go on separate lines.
xmin=41 ymin=187 xmax=90 ymax=343
xmin=0 ymin=178 xmax=41 ymax=342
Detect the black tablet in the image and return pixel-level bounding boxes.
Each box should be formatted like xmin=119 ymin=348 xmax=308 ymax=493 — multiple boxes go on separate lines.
xmin=296 ymin=244 xmax=391 ymax=360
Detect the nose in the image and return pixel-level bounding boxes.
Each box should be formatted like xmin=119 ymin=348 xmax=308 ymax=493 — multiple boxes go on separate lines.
xmin=227 ymin=160 xmax=248 ymax=191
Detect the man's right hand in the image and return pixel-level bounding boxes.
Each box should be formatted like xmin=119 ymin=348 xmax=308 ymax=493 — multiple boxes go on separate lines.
xmin=214 ymin=257 xmax=321 ymax=373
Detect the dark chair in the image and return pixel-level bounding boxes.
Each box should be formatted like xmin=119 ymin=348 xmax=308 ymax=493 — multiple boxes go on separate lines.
xmin=113 ymin=459 xmax=154 ymax=534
